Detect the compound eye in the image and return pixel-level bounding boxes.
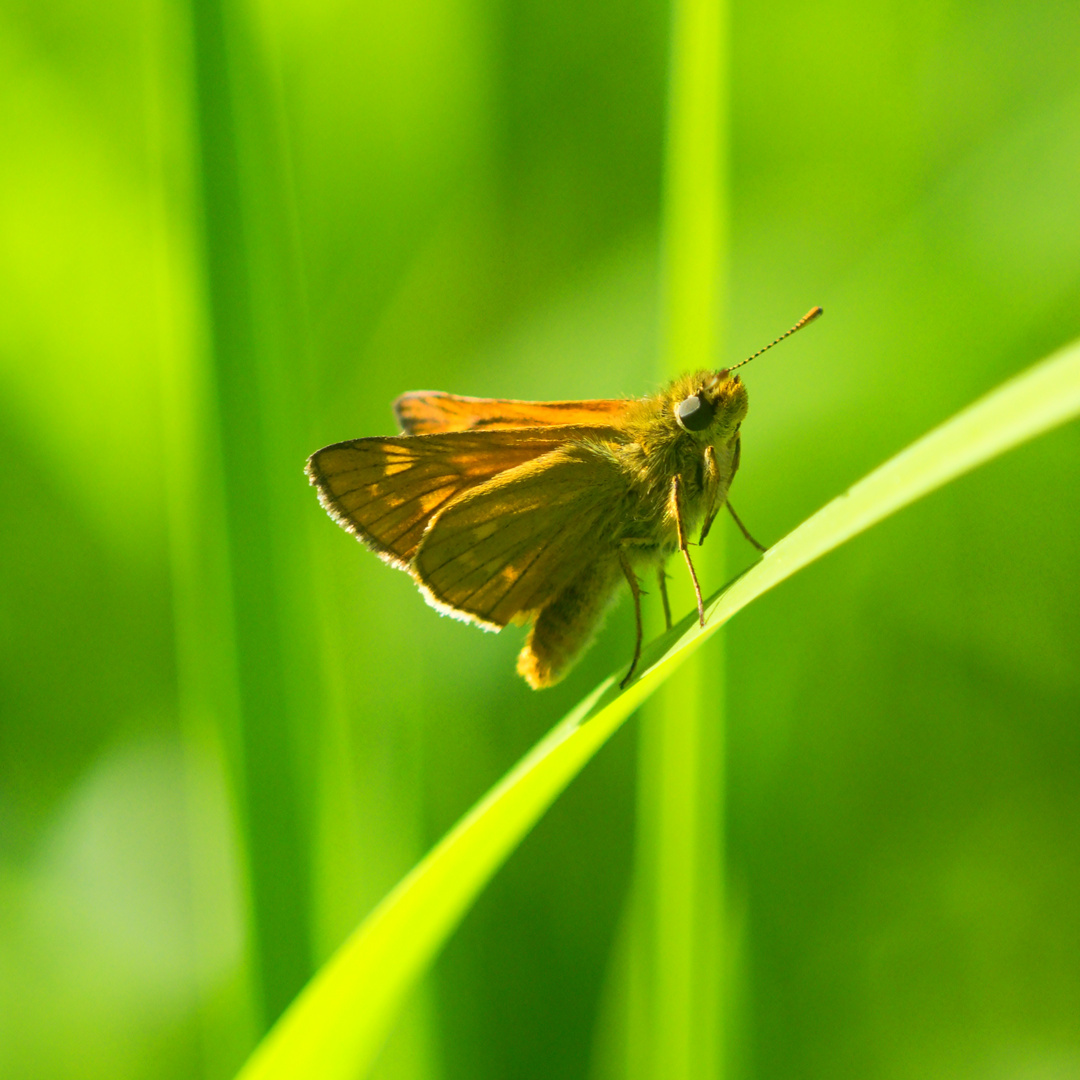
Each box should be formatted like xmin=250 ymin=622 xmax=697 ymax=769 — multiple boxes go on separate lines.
xmin=675 ymin=392 xmax=714 ymax=432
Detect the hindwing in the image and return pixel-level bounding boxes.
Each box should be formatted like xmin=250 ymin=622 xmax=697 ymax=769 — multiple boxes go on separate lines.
xmin=412 ymin=441 xmax=625 ymax=629
xmin=306 ymin=427 xmax=618 ymax=569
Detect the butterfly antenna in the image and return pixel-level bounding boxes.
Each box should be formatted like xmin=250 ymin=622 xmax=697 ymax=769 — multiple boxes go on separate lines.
xmin=725 ymin=306 xmax=824 ymax=373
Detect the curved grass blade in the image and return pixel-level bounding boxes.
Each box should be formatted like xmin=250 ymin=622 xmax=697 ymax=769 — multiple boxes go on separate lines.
xmin=236 ymin=336 xmax=1080 ymax=1080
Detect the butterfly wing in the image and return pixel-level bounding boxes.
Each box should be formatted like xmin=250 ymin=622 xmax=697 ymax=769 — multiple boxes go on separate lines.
xmin=394 ymin=390 xmax=636 ymax=435
xmin=306 ymin=427 xmax=619 ymax=570
xmin=412 ymin=439 xmax=626 ymax=630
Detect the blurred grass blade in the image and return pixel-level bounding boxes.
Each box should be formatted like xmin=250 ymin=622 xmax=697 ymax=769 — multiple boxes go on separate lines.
xmin=189 ymin=0 xmax=321 ymax=1026
xmin=642 ymin=0 xmax=730 ymax=1072
xmin=236 ymin=335 xmax=1080 ymax=1080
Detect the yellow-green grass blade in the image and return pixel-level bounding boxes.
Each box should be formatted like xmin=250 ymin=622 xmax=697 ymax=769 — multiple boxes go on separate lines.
xmin=236 ymin=335 xmax=1080 ymax=1080
xmin=643 ymin=0 xmax=730 ymax=1070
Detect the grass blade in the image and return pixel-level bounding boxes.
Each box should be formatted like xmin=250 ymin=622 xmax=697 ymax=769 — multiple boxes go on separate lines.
xmin=236 ymin=336 xmax=1080 ymax=1080
xmin=189 ymin=0 xmax=320 ymax=1026
xmin=635 ymin=0 xmax=731 ymax=1073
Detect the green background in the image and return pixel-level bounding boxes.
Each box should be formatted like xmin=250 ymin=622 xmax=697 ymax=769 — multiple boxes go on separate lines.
xmin=2 ymin=0 xmax=1079 ymax=1077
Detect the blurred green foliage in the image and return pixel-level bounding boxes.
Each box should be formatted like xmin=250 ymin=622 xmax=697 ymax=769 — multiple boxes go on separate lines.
xmin=1 ymin=0 xmax=1078 ymax=1077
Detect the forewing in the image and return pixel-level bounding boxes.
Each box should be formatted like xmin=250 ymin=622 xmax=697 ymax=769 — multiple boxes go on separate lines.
xmin=306 ymin=428 xmax=615 ymax=568
xmin=412 ymin=441 xmax=625 ymax=629
xmin=394 ymin=390 xmax=635 ymax=435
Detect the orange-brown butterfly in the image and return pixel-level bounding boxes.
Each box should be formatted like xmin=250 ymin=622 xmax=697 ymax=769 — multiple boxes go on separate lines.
xmin=307 ymin=307 xmax=822 ymax=688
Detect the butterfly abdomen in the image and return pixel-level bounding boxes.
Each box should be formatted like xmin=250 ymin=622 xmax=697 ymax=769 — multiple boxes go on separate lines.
xmin=517 ymin=557 xmax=623 ymax=688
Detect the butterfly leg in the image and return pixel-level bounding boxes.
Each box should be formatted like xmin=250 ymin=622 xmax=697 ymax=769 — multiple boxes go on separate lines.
xmin=657 ymin=567 xmax=672 ymax=631
xmin=618 ymin=551 xmax=643 ymax=688
xmin=670 ymin=475 xmax=706 ymax=628
xmin=699 ymin=446 xmax=721 ymax=543
xmin=725 ymin=501 xmax=767 ymax=552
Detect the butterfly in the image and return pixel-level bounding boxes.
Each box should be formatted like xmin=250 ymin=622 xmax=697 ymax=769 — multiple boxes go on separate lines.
xmin=306 ymin=307 xmax=822 ymax=688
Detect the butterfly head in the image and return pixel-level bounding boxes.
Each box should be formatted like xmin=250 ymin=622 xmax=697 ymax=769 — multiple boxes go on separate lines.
xmin=673 ymin=306 xmax=823 ymax=437
xmin=673 ymin=371 xmax=748 ymax=439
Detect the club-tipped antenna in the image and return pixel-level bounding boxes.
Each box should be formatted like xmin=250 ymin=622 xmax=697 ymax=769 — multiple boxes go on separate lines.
xmin=725 ymin=306 xmax=823 ymax=373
